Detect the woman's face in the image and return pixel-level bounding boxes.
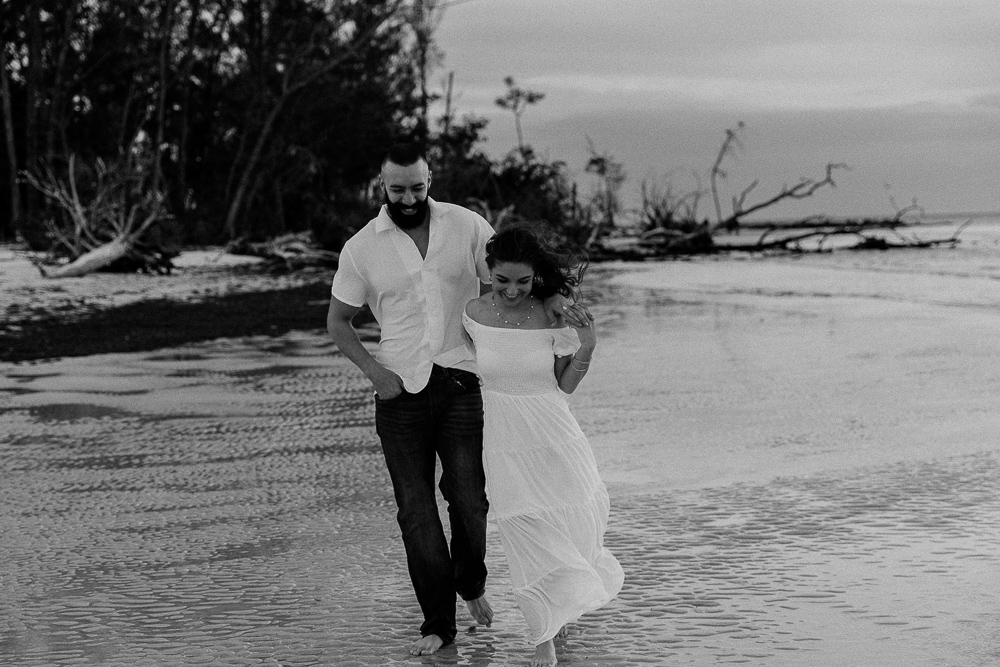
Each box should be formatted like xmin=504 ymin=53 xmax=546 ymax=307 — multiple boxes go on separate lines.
xmin=490 ymin=261 xmax=534 ymax=307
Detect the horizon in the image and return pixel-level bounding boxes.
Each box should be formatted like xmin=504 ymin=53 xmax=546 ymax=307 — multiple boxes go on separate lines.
xmin=432 ymin=0 xmax=1000 ymax=221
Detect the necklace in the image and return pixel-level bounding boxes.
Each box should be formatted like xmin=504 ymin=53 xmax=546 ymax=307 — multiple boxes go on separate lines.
xmin=492 ymin=294 xmax=534 ymax=327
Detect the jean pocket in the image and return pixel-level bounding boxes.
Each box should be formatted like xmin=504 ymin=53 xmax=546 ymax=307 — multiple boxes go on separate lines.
xmin=447 ymin=369 xmax=480 ymax=393
xmin=375 ymin=390 xmax=407 ymax=403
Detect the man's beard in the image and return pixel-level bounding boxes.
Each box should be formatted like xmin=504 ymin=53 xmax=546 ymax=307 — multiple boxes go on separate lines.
xmin=384 ymin=193 xmax=429 ymax=230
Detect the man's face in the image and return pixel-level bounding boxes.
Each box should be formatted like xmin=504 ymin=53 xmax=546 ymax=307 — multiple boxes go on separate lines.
xmin=380 ymin=159 xmax=431 ymax=230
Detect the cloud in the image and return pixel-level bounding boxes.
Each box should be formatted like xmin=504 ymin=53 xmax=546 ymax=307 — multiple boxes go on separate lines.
xmin=479 ymin=103 xmax=1000 ymax=217
xmin=435 ymin=0 xmax=1000 ymax=217
xmin=438 ymin=0 xmax=999 ymax=112
xmin=971 ymin=93 xmax=1000 ymax=110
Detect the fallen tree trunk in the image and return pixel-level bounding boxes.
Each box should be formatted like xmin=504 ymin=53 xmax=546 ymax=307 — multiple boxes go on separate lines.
xmin=38 ymin=238 xmax=130 ymax=278
xmin=36 ymin=237 xmax=177 ymax=278
xmin=722 ymin=218 xmax=973 ymax=253
xmin=590 ymin=219 xmax=972 ymax=260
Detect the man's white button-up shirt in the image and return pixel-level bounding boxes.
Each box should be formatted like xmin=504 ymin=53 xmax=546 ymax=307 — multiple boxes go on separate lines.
xmin=331 ymin=198 xmax=494 ymax=393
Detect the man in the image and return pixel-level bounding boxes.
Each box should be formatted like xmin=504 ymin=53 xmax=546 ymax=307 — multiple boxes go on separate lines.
xmin=326 ymin=143 xmax=497 ymax=655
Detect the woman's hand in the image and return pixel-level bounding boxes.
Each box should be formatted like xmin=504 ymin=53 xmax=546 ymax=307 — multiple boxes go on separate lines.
xmin=542 ymin=292 xmax=591 ymax=328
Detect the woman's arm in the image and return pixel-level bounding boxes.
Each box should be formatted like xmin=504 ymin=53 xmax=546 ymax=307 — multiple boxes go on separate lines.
xmin=555 ymin=302 xmax=596 ymax=394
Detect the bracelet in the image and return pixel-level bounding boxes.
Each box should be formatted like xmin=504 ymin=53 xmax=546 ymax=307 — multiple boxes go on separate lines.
xmin=571 ymin=355 xmax=591 ymax=366
xmin=570 ymin=358 xmax=590 ymax=372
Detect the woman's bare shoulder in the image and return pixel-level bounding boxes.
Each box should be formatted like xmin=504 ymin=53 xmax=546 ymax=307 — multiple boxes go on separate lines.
xmin=465 ymin=295 xmax=492 ymax=324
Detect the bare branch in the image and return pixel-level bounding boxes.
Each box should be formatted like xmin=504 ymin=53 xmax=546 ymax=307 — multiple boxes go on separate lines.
xmin=717 ymin=163 xmax=849 ymax=230
xmin=710 ymin=121 xmax=744 ymax=224
xmin=733 ymin=179 xmax=759 ymax=214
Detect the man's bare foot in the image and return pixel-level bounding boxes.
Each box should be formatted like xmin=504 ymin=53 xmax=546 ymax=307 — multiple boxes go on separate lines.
xmin=556 ymin=624 xmax=569 ymax=639
xmin=531 ymin=639 xmax=557 ymax=666
xmin=409 ymin=634 xmax=445 ymax=655
xmin=466 ymin=595 xmax=493 ymax=627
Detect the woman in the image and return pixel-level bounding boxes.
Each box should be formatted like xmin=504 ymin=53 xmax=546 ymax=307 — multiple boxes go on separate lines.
xmin=463 ymin=223 xmax=624 ymax=667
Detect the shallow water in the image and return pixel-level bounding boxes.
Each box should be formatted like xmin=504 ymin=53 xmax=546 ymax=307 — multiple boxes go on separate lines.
xmin=3 ymin=223 xmax=1000 ymax=665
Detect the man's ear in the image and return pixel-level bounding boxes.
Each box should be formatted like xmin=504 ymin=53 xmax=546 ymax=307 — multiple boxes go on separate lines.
xmin=426 ymin=170 xmax=433 ymax=189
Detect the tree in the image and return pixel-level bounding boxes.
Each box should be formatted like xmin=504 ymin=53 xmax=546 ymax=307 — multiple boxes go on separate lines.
xmin=427 ymin=76 xmax=574 ymax=231
xmin=639 ymin=172 xmax=704 ymax=232
xmin=2 ymin=0 xmax=90 ymax=241
xmin=583 ymin=136 xmax=626 ymax=240
xmin=0 ymin=32 xmax=20 ymax=239
xmin=495 ymin=75 xmax=544 ymax=155
xmin=221 ymin=0 xmax=410 ymax=240
xmin=427 ymin=107 xmax=492 ymax=205
xmin=404 ymin=0 xmax=446 ymax=143
xmin=492 ymin=146 xmax=572 ymax=227
xmin=0 ymin=0 xmax=427 ymax=251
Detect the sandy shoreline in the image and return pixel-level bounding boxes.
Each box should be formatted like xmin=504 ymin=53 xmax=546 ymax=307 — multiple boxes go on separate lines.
xmin=3 ymin=223 xmax=1000 ymax=665
xmin=0 ymin=217 xmax=991 ymax=361
xmin=0 ymin=247 xmax=361 ymax=362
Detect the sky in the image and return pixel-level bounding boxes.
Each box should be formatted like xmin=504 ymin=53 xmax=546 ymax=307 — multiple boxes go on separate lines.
xmin=432 ymin=0 xmax=1000 ymax=220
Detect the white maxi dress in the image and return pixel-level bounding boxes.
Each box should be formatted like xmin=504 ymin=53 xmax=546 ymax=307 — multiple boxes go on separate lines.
xmin=463 ymin=313 xmax=624 ymax=645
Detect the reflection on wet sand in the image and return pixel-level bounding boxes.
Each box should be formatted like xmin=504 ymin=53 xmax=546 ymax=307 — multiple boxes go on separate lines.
xmin=3 ymin=240 xmax=1000 ymax=665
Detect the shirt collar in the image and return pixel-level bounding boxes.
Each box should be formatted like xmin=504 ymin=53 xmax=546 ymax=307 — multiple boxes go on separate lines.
xmin=375 ymin=197 xmax=439 ymax=233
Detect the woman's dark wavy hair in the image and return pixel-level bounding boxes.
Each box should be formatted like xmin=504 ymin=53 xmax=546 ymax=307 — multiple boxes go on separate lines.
xmin=485 ymin=221 xmax=589 ymax=300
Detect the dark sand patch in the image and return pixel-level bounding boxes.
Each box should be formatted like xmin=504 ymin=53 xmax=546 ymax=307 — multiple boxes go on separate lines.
xmin=1 ymin=281 xmax=334 ymax=362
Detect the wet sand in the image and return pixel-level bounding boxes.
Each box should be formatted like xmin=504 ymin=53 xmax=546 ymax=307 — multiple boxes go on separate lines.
xmin=2 ymin=222 xmax=1000 ymax=665
xmin=0 ymin=250 xmax=342 ymax=362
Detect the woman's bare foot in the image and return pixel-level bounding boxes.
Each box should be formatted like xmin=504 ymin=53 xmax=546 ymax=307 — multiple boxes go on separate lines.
xmin=531 ymin=639 xmax=557 ymax=666
xmin=556 ymin=624 xmax=569 ymax=639
xmin=409 ymin=634 xmax=445 ymax=655
xmin=466 ymin=595 xmax=493 ymax=627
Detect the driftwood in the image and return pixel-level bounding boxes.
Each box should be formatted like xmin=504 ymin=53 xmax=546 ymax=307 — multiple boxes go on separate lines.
xmin=37 ymin=239 xmax=130 ymax=278
xmin=25 ymin=147 xmax=172 ymax=279
xmin=591 ymin=218 xmax=972 ymax=261
xmin=706 ymin=122 xmax=847 ymax=234
xmin=730 ymin=218 xmax=973 ymax=253
xmin=718 ymin=162 xmax=848 ymax=233
xmin=607 ymin=121 xmax=969 ymax=260
xmin=228 ymin=232 xmax=339 ymax=272
xmin=619 ymin=122 xmax=850 ymax=258
xmin=35 ymin=239 xmax=178 ymax=278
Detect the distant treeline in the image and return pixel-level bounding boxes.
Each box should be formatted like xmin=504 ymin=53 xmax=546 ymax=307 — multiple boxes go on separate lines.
xmin=0 ymin=1 xmax=594 ymax=251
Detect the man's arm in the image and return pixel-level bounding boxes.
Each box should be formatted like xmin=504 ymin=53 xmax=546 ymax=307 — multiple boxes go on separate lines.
xmin=326 ymin=296 xmax=405 ymax=400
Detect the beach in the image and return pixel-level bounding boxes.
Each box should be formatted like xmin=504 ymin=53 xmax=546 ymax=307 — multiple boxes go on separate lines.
xmin=2 ymin=219 xmax=999 ymax=665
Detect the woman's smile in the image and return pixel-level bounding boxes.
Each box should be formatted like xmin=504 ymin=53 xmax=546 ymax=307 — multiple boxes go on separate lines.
xmin=490 ymin=261 xmax=535 ymax=307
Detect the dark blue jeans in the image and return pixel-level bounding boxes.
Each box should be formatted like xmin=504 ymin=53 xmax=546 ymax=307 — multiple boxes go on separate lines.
xmin=375 ymin=364 xmax=488 ymax=645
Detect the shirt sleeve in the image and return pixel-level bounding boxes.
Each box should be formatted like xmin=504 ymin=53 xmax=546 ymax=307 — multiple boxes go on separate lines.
xmin=330 ymin=243 xmax=367 ymax=308
xmin=472 ymin=214 xmax=495 ymax=284
xmin=552 ymin=327 xmax=582 ymax=357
